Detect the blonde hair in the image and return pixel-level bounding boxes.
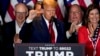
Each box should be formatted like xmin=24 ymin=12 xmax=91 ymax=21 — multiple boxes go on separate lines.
xmin=43 ymin=0 xmax=57 ymax=8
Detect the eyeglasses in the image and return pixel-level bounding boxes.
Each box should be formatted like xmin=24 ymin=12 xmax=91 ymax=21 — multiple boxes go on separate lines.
xmin=70 ymin=11 xmax=81 ymax=14
xmin=15 ymin=12 xmax=27 ymax=15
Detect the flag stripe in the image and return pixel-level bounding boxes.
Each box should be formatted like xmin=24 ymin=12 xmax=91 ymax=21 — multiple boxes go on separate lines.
xmin=56 ymin=0 xmax=65 ymax=21
xmin=71 ymin=0 xmax=79 ymax=5
xmin=84 ymin=0 xmax=93 ymax=7
xmin=57 ymin=0 xmax=65 ymax=18
xmin=64 ymin=0 xmax=93 ymax=8
xmin=11 ymin=0 xmax=18 ymax=8
xmin=8 ymin=4 xmax=15 ymax=20
xmin=5 ymin=12 xmax=12 ymax=22
xmin=32 ymin=0 xmax=37 ymax=4
xmin=78 ymin=0 xmax=87 ymax=8
xmin=56 ymin=5 xmax=63 ymax=21
xmin=4 ymin=0 xmax=37 ymax=23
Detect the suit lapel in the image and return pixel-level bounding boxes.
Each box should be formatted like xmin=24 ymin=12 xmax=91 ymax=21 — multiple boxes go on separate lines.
xmin=38 ymin=17 xmax=63 ymax=43
xmin=39 ymin=16 xmax=51 ymax=42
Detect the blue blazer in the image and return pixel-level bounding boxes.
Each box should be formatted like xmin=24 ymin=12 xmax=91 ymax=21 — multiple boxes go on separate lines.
xmin=20 ymin=16 xmax=66 ymax=43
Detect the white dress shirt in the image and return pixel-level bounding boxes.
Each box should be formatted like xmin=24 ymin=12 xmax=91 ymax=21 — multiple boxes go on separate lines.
xmin=13 ymin=21 xmax=24 ymax=47
xmin=43 ymin=15 xmax=58 ymax=42
xmin=26 ymin=15 xmax=58 ymax=42
xmin=15 ymin=21 xmax=24 ymax=34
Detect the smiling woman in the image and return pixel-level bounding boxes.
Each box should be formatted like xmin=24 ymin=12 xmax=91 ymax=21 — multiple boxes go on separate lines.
xmin=78 ymin=4 xmax=100 ymax=56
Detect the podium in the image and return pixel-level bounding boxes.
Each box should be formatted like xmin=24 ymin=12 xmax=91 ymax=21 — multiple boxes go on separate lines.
xmin=15 ymin=43 xmax=85 ymax=56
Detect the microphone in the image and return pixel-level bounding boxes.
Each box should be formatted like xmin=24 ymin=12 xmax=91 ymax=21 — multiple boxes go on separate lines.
xmin=50 ymin=16 xmax=55 ymax=23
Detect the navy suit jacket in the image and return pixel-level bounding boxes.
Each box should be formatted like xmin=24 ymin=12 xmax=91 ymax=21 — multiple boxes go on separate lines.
xmin=20 ymin=16 xmax=66 ymax=43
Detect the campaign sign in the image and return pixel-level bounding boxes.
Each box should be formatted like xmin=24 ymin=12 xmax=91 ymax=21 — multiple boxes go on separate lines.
xmin=15 ymin=43 xmax=85 ymax=56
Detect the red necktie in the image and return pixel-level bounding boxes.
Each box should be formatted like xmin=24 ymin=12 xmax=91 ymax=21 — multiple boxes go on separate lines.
xmin=49 ymin=22 xmax=55 ymax=43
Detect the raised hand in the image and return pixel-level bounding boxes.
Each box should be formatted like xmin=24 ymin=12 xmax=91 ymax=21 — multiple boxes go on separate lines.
xmin=88 ymin=23 xmax=95 ymax=37
xmin=27 ymin=10 xmax=37 ymax=20
xmin=27 ymin=9 xmax=43 ymax=20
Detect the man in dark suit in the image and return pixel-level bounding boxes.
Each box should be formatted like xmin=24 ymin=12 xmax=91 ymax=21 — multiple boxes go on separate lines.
xmin=65 ymin=4 xmax=83 ymax=43
xmin=20 ymin=0 xmax=65 ymax=43
xmin=3 ymin=3 xmax=28 ymax=56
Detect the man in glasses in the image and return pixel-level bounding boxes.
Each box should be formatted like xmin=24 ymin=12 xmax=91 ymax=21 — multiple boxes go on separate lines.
xmin=65 ymin=4 xmax=83 ymax=43
xmin=3 ymin=3 xmax=28 ymax=56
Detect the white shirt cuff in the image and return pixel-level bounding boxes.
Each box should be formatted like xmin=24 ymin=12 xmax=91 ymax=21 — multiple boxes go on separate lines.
xmin=66 ymin=31 xmax=72 ymax=39
xmin=26 ymin=18 xmax=33 ymax=23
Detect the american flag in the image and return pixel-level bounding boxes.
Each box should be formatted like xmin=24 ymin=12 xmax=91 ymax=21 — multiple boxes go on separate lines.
xmin=64 ymin=0 xmax=93 ymax=8
xmin=4 ymin=0 xmax=65 ymax=23
xmin=56 ymin=0 xmax=65 ymax=21
xmin=3 ymin=0 xmax=95 ymax=23
xmin=4 ymin=0 xmax=37 ymax=23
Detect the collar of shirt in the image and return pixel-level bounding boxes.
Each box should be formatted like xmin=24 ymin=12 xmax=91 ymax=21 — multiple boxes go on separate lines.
xmin=15 ymin=21 xmax=25 ymax=34
xmin=43 ymin=15 xmax=50 ymax=28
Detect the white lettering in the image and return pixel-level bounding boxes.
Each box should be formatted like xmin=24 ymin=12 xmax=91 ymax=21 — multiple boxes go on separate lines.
xmin=66 ymin=51 xmax=74 ymax=56
xmin=55 ymin=51 xmax=64 ymax=56
xmin=26 ymin=51 xmax=34 ymax=56
xmin=35 ymin=51 xmax=43 ymax=56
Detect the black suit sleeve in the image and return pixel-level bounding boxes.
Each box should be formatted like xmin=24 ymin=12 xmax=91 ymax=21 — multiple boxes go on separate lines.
xmin=19 ymin=22 xmax=32 ymax=43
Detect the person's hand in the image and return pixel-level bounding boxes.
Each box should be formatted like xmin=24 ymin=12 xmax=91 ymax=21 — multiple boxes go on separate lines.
xmin=68 ymin=21 xmax=78 ymax=34
xmin=88 ymin=23 xmax=95 ymax=37
xmin=27 ymin=10 xmax=38 ymax=20
xmin=75 ymin=24 xmax=81 ymax=32
xmin=27 ymin=9 xmax=43 ymax=20
xmin=14 ymin=34 xmax=22 ymax=43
